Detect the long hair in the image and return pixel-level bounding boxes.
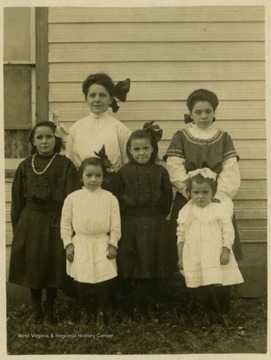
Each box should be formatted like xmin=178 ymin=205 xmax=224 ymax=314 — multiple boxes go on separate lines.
xmin=126 ymin=129 xmax=158 ymax=163
xmin=29 ymin=121 xmax=64 ymax=155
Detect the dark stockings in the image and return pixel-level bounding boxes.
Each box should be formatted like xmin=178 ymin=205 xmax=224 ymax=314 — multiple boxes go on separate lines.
xmin=30 ymin=287 xmax=57 ymax=322
xmin=77 ymin=280 xmax=112 ymax=318
xmin=200 ymin=285 xmax=231 ymax=316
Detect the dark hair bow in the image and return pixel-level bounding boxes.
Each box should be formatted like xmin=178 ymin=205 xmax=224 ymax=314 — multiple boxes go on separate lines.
xmin=143 ymin=121 xmax=163 ymax=142
xmin=94 ymin=145 xmax=113 ymax=170
xmin=110 ymin=78 xmax=131 ymax=113
xmin=184 ymin=114 xmax=193 ymax=123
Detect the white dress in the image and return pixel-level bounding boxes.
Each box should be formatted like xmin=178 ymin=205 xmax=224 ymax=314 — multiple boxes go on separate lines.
xmin=177 ymin=197 xmax=244 ymax=288
xmin=61 ymin=187 xmax=121 ymax=283
xmin=65 ymin=111 xmax=131 ymax=170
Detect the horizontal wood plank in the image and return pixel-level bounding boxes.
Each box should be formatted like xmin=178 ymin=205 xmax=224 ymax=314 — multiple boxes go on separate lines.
xmin=48 ymin=7 xmax=264 ymax=23
xmin=49 ymin=60 xmax=264 ymax=72
xmin=49 ymin=41 xmax=265 ymax=62
xmin=48 ymin=22 xmax=264 ymax=43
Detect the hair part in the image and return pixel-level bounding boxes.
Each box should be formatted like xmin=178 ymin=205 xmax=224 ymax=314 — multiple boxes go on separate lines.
xmin=186 ymin=89 xmax=219 ymax=113
xmin=126 ymin=129 xmax=158 ymax=163
xmin=78 ymin=157 xmax=105 ymax=182
xmin=29 ymin=121 xmax=64 ymax=155
xmin=82 ymin=72 xmax=115 ymax=98
xmin=186 ymin=173 xmax=217 ymax=197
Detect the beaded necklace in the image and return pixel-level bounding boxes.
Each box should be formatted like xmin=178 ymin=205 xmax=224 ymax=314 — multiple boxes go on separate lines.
xmin=31 ymin=153 xmax=57 ymax=175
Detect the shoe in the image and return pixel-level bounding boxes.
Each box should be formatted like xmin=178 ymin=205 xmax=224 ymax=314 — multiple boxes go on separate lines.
xmin=79 ymin=309 xmax=95 ymax=326
xmin=29 ymin=303 xmax=42 ymax=324
xmin=43 ymin=303 xmax=58 ymax=325
xmin=96 ymin=311 xmax=104 ymax=330
xmin=131 ymin=307 xmax=143 ymax=323
xmin=221 ymin=313 xmax=231 ymax=327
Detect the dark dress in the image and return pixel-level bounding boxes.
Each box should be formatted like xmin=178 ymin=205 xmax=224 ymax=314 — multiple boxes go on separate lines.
xmin=164 ymin=129 xmax=242 ymax=273
xmin=9 ymin=153 xmax=79 ymax=289
xmin=114 ymin=162 xmax=173 ymax=279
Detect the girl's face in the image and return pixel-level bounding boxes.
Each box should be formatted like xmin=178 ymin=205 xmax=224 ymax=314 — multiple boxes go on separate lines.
xmin=32 ymin=126 xmax=56 ymax=155
xmin=82 ymin=164 xmax=103 ymax=190
xmin=190 ymin=180 xmax=213 ymax=208
xmin=86 ymin=84 xmax=112 ymax=115
xmin=128 ymin=137 xmax=154 ymax=164
xmin=190 ymin=101 xmax=215 ymax=129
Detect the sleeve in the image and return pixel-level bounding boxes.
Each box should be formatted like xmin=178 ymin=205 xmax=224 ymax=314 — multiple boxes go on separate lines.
xmin=218 ymin=198 xmax=235 ymax=249
xmin=221 ymin=218 xmax=235 ymax=249
xmin=161 ymin=167 xmax=173 ymax=216
xmin=166 ymin=157 xmax=189 ymax=197
xmin=65 ymin=131 xmax=76 ymax=165
xmin=109 ymin=195 xmax=121 ymax=248
xmin=163 ymin=131 xmax=185 ymax=160
xmin=111 ymin=170 xmax=126 ymax=211
xmin=116 ymin=122 xmax=131 ymax=166
xmin=176 ymin=211 xmax=186 ymax=244
xmin=176 ymin=201 xmax=192 ymax=244
xmin=64 ymin=159 xmax=81 ymax=197
xmin=60 ymin=195 xmax=74 ymax=248
xmin=215 ymin=157 xmax=241 ymax=199
xmin=11 ymin=162 xmax=26 ymax=232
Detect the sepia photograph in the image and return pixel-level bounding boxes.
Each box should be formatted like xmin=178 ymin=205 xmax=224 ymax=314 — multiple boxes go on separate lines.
xmin=1 ymin=0 xmax=269 ymax=357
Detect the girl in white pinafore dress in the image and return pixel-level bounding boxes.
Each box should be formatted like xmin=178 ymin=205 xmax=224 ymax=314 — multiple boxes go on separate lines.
xmin=177 ymin=168 xmax=243 ymax=324
xmin=61 ymin=157 xmax=121 ymax=326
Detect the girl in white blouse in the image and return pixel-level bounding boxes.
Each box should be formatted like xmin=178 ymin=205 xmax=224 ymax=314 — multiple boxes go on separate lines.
xmin=61 ymin=157 xmax=121 ymax=327
xmin=65 ymin=73 xmax=131 ymax=192
xmin=177 ymin=168 xmax=243 ymax=324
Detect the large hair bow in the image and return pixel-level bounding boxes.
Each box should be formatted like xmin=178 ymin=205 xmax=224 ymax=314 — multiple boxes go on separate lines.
xmin=143 ymin=121 xmax=163 ymax=142
xmin=110 ymin=78 xmax=131 ymax=113
xmin=188 ymin=168 xmax=217 ymax=180
xmin=94 ymin=145 xmax=113 ymax=170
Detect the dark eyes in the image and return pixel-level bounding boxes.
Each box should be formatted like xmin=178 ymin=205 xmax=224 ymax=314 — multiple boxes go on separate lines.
xmin=89 ymin=93 xmax=107 ymax=98
xmin=194 ymin=109 xmax=213 ymax=115
xmin=132 ymin=147 xmax=150 ymax=151
xmin=86 ymin=173 xmax=102 ymax=177
xmin=36 ymin=135 xmax=53 ymax=139
xmin=192 ymin=191 xmax=210 ymax=194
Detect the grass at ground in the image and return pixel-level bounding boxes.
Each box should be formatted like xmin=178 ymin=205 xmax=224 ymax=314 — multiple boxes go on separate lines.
xmin=6 ymin=294 xmax=267 ymax=355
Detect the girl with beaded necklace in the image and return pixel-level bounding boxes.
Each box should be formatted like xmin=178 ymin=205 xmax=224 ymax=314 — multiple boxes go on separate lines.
xmin=9 ymin=121 xmax=79 ymax=324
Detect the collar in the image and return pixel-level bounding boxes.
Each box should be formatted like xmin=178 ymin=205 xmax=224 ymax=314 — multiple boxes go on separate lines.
xmin=189 ymin=124 xmax=217 ymax=139
xmin=89 ymin=111 xmax=108 ymax=120
xmin=82 ymin=186 xmax=102 ymax=193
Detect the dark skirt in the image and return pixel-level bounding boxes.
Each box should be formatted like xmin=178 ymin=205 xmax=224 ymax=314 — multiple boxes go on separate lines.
xmin=9 ymin=203 xmax=66 ymax=289
xmin=117 ymin=215 xmax=171 ymax=279
xmin=169 ymin=192 xmax=243 ymax=273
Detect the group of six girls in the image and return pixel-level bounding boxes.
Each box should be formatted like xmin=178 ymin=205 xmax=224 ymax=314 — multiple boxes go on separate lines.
xmin=9 ymin=72 xmax=243 ymax=328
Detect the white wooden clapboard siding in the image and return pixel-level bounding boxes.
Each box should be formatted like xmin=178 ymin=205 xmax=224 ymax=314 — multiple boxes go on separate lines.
xmin=47 ymin=5 xmax=266 ymax=246
xmin=6 ymin=6 xmax=266 ymax=259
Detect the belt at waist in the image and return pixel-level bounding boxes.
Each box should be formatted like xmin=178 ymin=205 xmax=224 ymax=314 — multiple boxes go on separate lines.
xmin=124 ymin=206 xmax=163 ymax=217
xmin=73 ymin=233 xmax=109 ymax=241
xmin=26 ymin=201 xmax=63 ymax=212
